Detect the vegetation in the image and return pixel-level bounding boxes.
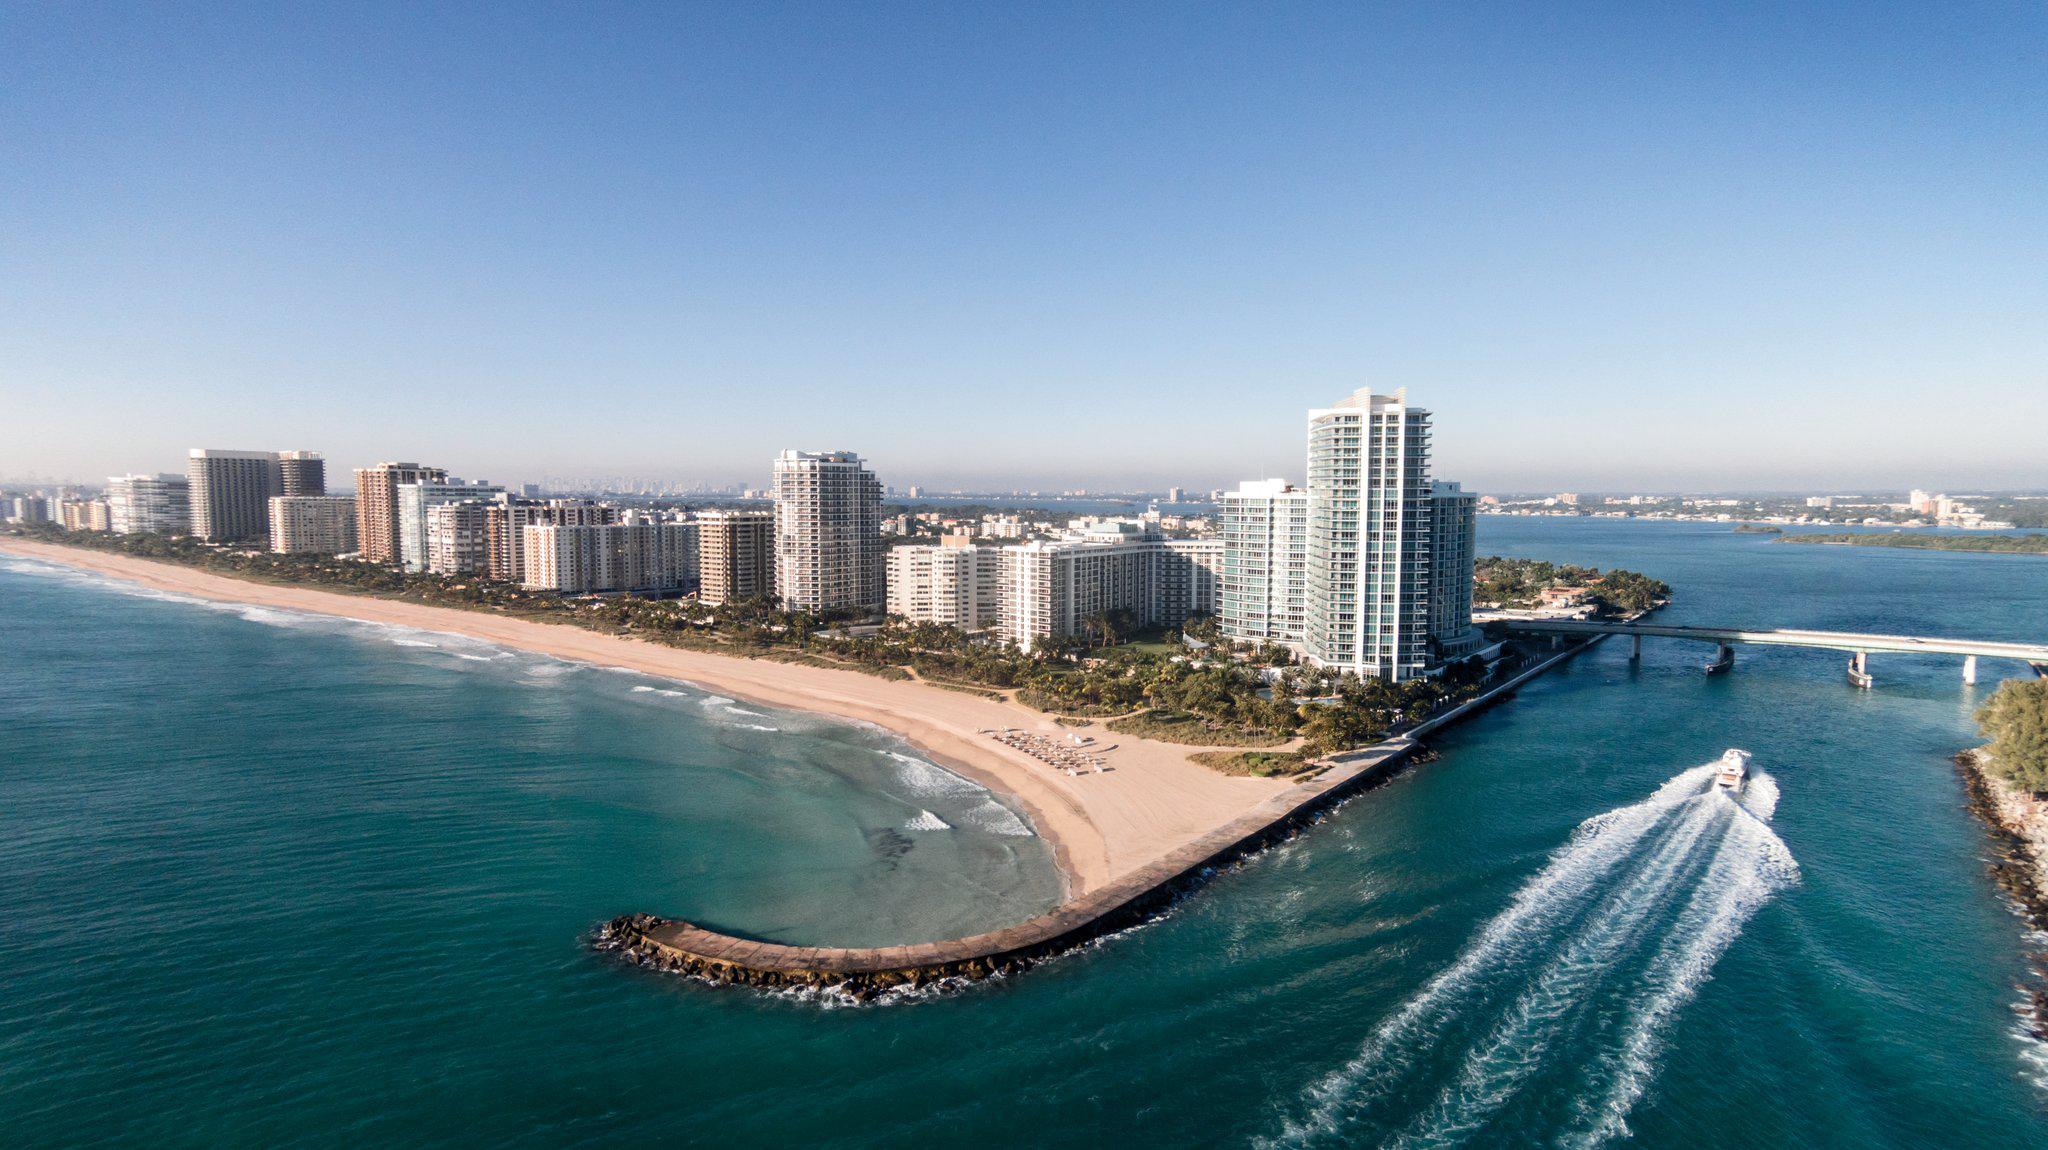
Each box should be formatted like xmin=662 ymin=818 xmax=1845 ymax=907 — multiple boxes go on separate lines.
xmin=1190 ymin=749 xmax=1314 ymax=778
xmin=1473 ymin=556 xmax=1670 ymax=617
xmin=1732 ymin=524 xmax=1782 ymax=534
xmin=7 ymin=525 xmax=1632 ymax=773
xmin=1780 ymin=532 xmax=2048 ymax=555
xmin=1978 ymin=679 xmax=2048 ymax=792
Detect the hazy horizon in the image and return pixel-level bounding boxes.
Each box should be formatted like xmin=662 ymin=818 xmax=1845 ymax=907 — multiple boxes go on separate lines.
xmin=5 ymin=6 xmax=2044 ymax=492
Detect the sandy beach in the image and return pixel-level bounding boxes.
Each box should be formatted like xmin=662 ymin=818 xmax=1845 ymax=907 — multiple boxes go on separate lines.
xmin=0 ymin=538 xmax=1292 ymax=895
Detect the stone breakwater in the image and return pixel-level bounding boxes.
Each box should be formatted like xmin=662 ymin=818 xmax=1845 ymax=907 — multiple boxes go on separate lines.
xmin=597 ymin=639 xmax=1608 ymax=1001
xmin=1955 ymin=749 xmax=2048 ymax=1041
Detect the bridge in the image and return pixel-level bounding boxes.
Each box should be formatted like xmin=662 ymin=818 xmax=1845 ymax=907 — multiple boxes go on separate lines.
xmin=1490 ymin=619 xmax=2048 ymax=687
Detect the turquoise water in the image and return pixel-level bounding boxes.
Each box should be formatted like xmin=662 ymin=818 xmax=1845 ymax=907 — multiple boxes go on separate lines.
xmin=3 ymin=520 xmax=2046 ymax=1147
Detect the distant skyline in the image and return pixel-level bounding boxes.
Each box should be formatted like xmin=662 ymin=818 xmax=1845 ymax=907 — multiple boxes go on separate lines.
xmin=4 ymin=4 xmax=2044 ymax=492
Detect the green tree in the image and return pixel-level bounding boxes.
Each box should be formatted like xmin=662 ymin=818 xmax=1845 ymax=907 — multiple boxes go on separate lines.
xmin=1978 ymin=679 xmax=2048 ymax=792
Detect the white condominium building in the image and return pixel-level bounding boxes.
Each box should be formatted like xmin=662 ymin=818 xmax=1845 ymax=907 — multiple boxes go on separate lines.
xmin=1220 ymin=479 xmax=1309 ymax=645
xmin=424 ymin=499 xmax=494 ymax=574
xmin=105 ymin=473 xmax=191 ymax=535
xmin=1427 ymin=481 xmax=1481 ymax=661
xmin=521 ymin=521 xmax=699 ymax=594
xmin=887 ymin=540 xmax=1000 ymax=629
xmin=187 ymin=449 xmax=282 ymax=542
xmin=397 ymin=479 xmax=504 ymax=572
xmin=987 ymin=521 xmax=1221 ymax=652
xmin=1303 ymin=388 xmax=1435 ymax=680
xmin=482 ymin=498 xmax=614 ymax=583
xmin=697 ymin=509 xmax=775 ymax=605
xmin=772 ymin=450 xmax=883 ymax=615
xmin=269 ymin=495 xmax=357 ymax=554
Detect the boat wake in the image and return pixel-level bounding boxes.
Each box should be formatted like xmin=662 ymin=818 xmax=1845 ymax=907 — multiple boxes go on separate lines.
xmin=1266 ymin=762 xmax=1798 ymax=1149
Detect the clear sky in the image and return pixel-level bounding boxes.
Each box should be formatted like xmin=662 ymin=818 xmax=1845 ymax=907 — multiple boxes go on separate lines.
xmin=3 ymin=2 xmax=2044 ymax=493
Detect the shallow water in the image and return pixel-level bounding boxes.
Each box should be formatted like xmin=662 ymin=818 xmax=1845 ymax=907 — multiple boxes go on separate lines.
xmin=3 ymin=520 xmax=2046 ymax=1147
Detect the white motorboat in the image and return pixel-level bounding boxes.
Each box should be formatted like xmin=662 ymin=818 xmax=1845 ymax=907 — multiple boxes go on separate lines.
xmin=1714 ymin=748 xmax=1752 ymax=792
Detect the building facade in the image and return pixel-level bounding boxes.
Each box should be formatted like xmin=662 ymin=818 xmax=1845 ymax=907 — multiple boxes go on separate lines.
xmin=105 ymin=473 xmax=191 ymax=535
xmin=987 ymin=522 xmax=1220 ymax=652
xmin=57 ymin=498 xmax=112 ymax=531
xmin=520 ymin=521 xmax=698 ymax=594
xmin=277 ymin=451 xmax=326 ymax=498
xmin=483 ymin=498 xmax=613 ymax=583
xmin=1219 ymin=479 xmax=1309 ymax=645
xmin=697 ymin=509 xmax=775 ymax=605
xmin=887 ymin=540 xmax=1000 ymax=629
xmin=397 ymin=479 xmax=504 ymax=572
xmin=424 ymin=499 xmax=494 ymax=574
xmin=1427 ymin=480 xmax=1481 ymax=661
xmin=1303 ymin=389 xmax=1435 ymax=680
xmin=353 ymin=462 xmax=447 ymax=565
xmin=269 ymin=495 xmax=358 ymax=554
xmin=187 ymin=449 xmax=282 ymax=542
xmin=771 ymin=450 xmax=884 ymax=615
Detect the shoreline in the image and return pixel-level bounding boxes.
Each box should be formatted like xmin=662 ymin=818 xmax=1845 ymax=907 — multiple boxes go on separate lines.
xmin=1955 ymin=749 xmax=2048 ymax=1042
xmin=0 ymin=538 xmax=1293 ymax=902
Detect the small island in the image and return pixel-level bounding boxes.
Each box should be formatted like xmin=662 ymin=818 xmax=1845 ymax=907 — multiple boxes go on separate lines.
xmin=1781 ymin=532 xmax=2048 ymax=555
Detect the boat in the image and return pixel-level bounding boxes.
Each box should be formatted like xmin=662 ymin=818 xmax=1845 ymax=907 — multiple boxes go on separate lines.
xmin=1714 ymin=748 xmax=1752 ymax=792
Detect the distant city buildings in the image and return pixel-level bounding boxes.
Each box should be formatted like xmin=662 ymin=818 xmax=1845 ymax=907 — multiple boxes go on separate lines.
xmin=772 ymin=450 xmax=883 ymax=615
xmin=269 ymin=495 xmax=357 ymax=554
xmin=354 ymin=462 xmax=446 ymax=565
xmin=105 ymin=473 xmax=189 ymax=535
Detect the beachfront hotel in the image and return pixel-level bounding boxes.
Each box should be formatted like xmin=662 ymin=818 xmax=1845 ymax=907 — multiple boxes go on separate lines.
xmin=483 ymin=497 xmax=615 ymax=584
xmin=424 ymin=499 xmax=494 ymax=574
xmin=187 ymin=449 xmax=285 ymax=543
xmin=985 ymin=521 xmax=1223 ymax=651
xmin=771 ymin=450 xmax=884 ymax=615
xmin=696 ymin=508 xmax=775 ymax=605
xmin=353 ymin=462 xmax=446 ymax=564
xmin=1219 ymin=479 xmax=1309 ymax=645
xmin=105 ymin=473 xmax=191 ymax=536
xmin=269 ymin=495 xmax=358 ymax=555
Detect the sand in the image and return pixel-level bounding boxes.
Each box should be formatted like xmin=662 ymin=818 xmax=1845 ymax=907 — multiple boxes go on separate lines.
xmin=0 ymin=539 xmax=1292 ymax=895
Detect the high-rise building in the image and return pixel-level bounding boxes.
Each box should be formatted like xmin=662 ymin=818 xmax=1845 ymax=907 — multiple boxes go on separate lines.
xmin=1427 ymin=481 xmax=1480 ymax=661
xmin=7 ymin=496 xmax=51 ymax=524
xmin=424 ymin=499 xmax=494 ymax=574
xmin=269 ymin=495 xmax=358 ymax=554
xmin=397 ymin=479 xmax=503 ymax=572
xmin=278 ymin=451 xmax=326 ymax=497
xmin=57 ymin=498 xmax=112 ymax=531
xmin=483 ymin=498 xmax=614 ymax=583
xmin=1158 ymin=537 xmax=1225 ymax=624
xmin=187 ymin=449 xmax=282 ymax=542
xmin=887 ymin=539 xmax=1000 ymax=629
xmin=771 ymin=450 xmax=884 ymax=615
xmin=1220 ymin=479 xmax=1309 ymax=645
xmin=1303 ymin=389 xmax=1434 ymax=680
xmin=520 ymin=521 xmax=698 ymax=594
xmin=105 ymin=473 xmax=191 ymax=535
xmin=698 ymin=509 xmax=775 ymax=605
xmin=353 ymin=462 xmax=447 ymax=564
xmin=988 ymin=520 xmax=1218 ymax=651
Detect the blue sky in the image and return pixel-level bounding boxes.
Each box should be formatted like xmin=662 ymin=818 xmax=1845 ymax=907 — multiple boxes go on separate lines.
xmin=3 ymin=2 xmax=2043 ymax=492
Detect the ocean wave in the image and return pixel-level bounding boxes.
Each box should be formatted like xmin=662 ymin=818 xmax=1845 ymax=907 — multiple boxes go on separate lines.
xmin=905 ymin=809 xmax=952 ymax=832
xmin=1266 ymin=760 xmax=1797 ymax=1149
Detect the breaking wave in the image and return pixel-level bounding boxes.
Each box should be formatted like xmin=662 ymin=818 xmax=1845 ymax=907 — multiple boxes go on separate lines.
xmin=905 ymin=809 xmax=952 ymax=832
xmin=1267 ymin=761 xmax=1798 ymax=1149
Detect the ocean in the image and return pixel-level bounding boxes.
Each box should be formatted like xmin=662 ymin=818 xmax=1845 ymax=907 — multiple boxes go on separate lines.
xmin=3 ymin=519 xmax=2046 ymax=1147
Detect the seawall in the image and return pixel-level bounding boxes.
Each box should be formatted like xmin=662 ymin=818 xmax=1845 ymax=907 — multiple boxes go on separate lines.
xmin=602 ymin=636 xmax=1608 ymax=999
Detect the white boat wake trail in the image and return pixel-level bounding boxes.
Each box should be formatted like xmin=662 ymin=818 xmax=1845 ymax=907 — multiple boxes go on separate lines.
xmin=1266 ymin=763 xmax=1799 ymax=1149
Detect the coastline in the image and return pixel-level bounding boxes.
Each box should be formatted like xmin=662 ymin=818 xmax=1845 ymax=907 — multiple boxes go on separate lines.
xmin=0 ymin=538 xmax=1293 ymax=899
xmin=1955 ymin=748 xmax=2048 ymax=1042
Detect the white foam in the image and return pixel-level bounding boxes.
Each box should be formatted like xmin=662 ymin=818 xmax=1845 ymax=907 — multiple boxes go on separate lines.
xmin=697 ymin=694 xmax=735 ymax=708
xmin=389 ymin=638 xmax=438 ymax=648
xmin=1266 ymin=760 xmax=1798 ymax=1149
xmin=906 ymin=809 xmax=952 ymax=832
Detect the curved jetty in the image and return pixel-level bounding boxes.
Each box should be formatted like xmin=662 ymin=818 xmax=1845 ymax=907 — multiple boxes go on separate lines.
xmin=602 ymin=639 xmax=1605 ymax=999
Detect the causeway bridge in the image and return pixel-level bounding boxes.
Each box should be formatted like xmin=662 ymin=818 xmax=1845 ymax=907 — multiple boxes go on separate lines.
xmin=1492 ymin=619 xmax=2048 ymax=686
